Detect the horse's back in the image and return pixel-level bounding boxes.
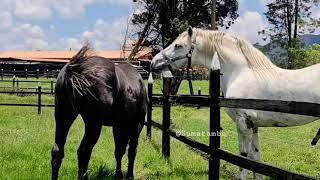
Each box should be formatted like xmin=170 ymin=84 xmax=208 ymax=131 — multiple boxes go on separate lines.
xmin=225 ymin=64 xmax=320 ymax=127
xmin=114 ymin=63 xmax=147 ymax=118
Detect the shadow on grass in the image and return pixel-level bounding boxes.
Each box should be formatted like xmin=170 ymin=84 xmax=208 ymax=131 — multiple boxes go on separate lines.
xmin=149 ymin=139 xmax=161 ymax=154
xmin=89 ymin=165 xmax=116 ymax=180
xmin=90 ymin=165 xmax=209 ymax=180
xmin=145 ymin=167 xmax=208 ymax=180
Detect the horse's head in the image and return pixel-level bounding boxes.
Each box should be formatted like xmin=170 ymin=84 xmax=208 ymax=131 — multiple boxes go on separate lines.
xmin=151 ymin=27 xmax=194 ymax=73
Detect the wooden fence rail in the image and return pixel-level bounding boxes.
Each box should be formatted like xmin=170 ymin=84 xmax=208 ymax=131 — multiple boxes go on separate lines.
xmin=0 ymin=69 xmax=60 ymax=79
xmin=151 ymin=96 xmax=320 ymax=117
xmin=146 ymin=69 xmax=319 ymax=180
xmin=0 ymin=86 xmax=54 ymax=114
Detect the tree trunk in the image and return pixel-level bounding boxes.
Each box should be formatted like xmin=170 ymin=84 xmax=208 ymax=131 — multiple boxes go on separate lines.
xmin=211 ymin=0 xmax=217 ymax=30
xmin=293 ymin=0 xmax=299 ymax=39
xmin=286 ymin=0 xmax=293 ymax=69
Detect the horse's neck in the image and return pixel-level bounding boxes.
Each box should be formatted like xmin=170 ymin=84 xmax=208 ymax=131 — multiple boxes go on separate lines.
xmin=194 ymin=40 xmax=251 ymax=94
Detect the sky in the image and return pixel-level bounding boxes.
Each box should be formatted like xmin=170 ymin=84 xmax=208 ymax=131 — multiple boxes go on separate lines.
xmin=0 ymin=0 xmax=319 ymax=51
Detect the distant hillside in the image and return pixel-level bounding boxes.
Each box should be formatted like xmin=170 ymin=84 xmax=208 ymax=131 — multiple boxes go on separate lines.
xmin=302 ymin=34 xmax=320 ymax=45
xmin=254 ymin=34 xmax=320 ymax=67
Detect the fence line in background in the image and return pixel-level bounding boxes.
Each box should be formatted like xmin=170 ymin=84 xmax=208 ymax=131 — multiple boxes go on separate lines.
xmin=0 ymin=86 xmax=54 ymax=114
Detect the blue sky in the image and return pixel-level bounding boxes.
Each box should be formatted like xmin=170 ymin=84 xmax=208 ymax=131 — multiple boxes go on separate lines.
xmin=0 ymin=0 xmax=319 ymax=51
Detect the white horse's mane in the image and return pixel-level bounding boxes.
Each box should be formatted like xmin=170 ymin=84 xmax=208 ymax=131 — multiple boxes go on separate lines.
xmin=192 ymin=28 xmax=277 ymax=74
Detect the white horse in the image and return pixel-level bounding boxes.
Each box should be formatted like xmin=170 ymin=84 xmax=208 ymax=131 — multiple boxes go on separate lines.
xmin=150 ymin=27 xmax=320 ymax=180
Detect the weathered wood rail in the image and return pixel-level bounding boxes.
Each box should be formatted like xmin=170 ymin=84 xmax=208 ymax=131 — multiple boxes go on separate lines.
xmin=0 ymin=86 xmax=54 ymax=114
xmin=146 ymin=69 xmax=319 ymax=180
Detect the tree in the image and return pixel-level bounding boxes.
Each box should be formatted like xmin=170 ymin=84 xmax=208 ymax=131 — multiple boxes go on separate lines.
xmin=289 ymin=44 xmax=320 ymax=68
xmin=259 ymin=0 xmax=319 ymax=69
xmin=129 ymin=0 xmax=239 ymax=57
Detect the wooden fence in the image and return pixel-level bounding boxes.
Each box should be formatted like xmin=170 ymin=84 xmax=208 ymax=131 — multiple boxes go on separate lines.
xmin=0 ymin=69 xmax=60 ymax=79
xmin=146 ymin=69 xmax=320 ymax=180
xmin=0 ymin=78 xmax=56 ymax=93
xmin=0 ymin=86 xmax=54 ymax=114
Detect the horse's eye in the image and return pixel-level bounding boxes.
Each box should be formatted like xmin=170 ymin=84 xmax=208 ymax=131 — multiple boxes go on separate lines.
xmin=174 ymin=44 xmax=183 ymax=49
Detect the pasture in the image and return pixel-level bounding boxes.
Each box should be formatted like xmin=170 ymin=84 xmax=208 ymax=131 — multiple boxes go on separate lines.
xmin=0 ymin=80 xmax=319 ymax=179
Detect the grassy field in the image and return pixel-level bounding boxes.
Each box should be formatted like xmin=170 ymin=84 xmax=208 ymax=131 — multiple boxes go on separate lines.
xmin=0 ymin=80 xmax=319 ymax=179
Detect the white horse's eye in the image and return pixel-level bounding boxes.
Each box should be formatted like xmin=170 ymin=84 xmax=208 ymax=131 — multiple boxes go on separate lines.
xmin=174 ymin=44 xmax=183 ymax=49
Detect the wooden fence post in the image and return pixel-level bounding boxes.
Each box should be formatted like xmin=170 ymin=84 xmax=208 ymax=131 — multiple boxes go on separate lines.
xmin=38 ymin=86 xmax=42 ymax=114
xmin=25 ymin=69 xmax=28 ymax=79
xmin=209 ymin=69 xmax=221 ymax=180
xmin=46 ymin=69 xmax=49 ymax=79
xmin=162 ymin=77 xmax=172 ymax=159
xmin=51 ymin=79 xmax=54 ymax=95
xmin=147 ymin=82 xmax=153 ymax=139
xmin=36 ymin=69 xmax=39 ymax=79
xmin=13 ymin=69 xmax=16 ymax=77
xmin=1 ymin=69 xmax=3 ymax=80
xmin=187 ymin=59 xmax=194 ymax=95
xmin=12 ymin=76 xmax=15 ymax=89
xmin=16 ymin=78 xmax=19 ymax=90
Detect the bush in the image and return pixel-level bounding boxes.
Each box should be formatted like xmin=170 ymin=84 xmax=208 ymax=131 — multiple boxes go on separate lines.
xmin=289 ymin=44 xmax=320 ymax=68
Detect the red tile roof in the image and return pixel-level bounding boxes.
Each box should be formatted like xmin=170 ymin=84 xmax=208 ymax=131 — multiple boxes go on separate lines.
xmin=0 ymin=50 xmax=152 ymax=63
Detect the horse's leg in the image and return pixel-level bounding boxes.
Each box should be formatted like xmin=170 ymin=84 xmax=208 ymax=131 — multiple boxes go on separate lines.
xmin=126 ymin=122 xmax=143 ymax=179
xmin=251 ymin=127 xmax=263 ymax=180
xmin=236 ymin=115 xmax=253 ymax=180
xmin=113 ymin=125 xmax=129 ymax=179
xmin=51 ymin=103 xmax=77 ymax=180
xmin=77 ymin=117 xmax=102 ymax=180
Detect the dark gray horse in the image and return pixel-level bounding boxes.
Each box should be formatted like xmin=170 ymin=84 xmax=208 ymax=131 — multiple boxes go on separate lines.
xmin=51 ymin=45 xmax=146 ymax=180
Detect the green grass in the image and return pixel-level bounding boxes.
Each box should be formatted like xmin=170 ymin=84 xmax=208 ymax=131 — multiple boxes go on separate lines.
xmin=0 ymin=80 xmax=319 ymax=179
xmin=0 ymin=77 xmax=55 ymax=92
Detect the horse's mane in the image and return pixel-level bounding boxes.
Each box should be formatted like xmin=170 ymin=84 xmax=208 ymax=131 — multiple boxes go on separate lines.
xmin=193 ymin=28 xmax=276 ymax=75
xmin=235 ymin=37 xmax=275 ymax=71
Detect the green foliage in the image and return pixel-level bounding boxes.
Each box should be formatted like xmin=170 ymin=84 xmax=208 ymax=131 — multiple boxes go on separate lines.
xmin=259 ymin=0 xmax=319 ymax=68
xmin=289 ymin=44 xmax=320 ymax=68
xmin=132 ymin=0 xmax=239 ymax=50
xmin=260 ymin=0 xmax=319 ymax=43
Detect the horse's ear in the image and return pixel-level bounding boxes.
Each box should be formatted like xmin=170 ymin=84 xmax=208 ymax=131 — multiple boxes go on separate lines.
xmin=188 ymin=26 xmax=193 ymax=37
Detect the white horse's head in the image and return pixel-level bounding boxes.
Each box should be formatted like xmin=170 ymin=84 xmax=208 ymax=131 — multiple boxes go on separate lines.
xmin=151 ymin=27 xmax=195 ymax=72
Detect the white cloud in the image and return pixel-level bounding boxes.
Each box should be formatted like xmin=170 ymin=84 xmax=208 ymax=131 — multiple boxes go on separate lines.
xmin=13 ymin=24 xmax=45 ymax=39
xmin=52 ymin=0 xmax=95 ymax=18
xmin=0 ymin=0 xmax=132 ymax=51
xmin=58 ymin=38 xmax=83 ymax=50
xmin=50 ymin=17 xmax=128 ymax=50
xmin=0 ymin=11 xmax=12 ymax=29
xmin=311 ymin=5 xmax=320 ymax=18
xmin=260 ymin=0 xmax=269 ymax=6
xmin=0 ymin=22 xmax=49 ymax=51
xmin=0 ymin=0 xmax=131 ymax=20
xmin=24 ymin=38 xmax=48 ymax=50
xmin=225 ymin=11 xmax=268 ymax=45
xmin=105 ymin=0 xmax=130 ymax=6
xmin=49 ymin=25 xmax=55 ymax=30
xmin=13 ymin=0 xmax=53 ymax=20
xmin=79 ymin=17 xmax=128 ymax=50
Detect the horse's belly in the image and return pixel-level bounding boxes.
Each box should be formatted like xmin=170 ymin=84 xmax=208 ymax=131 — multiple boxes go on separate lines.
xmin=255 ymin=111 xmax=318 ymax=127
xmin=225 ymin=108 xmax=318 ymax=127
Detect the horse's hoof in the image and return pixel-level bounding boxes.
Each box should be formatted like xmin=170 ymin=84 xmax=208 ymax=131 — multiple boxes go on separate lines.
xmin=78 ymin=172 xmax=88 ymax=180
xmin=115 ymin=172 xmax=123 ymax=179
xmin=125 ymin=175 xmax=134 ymax=180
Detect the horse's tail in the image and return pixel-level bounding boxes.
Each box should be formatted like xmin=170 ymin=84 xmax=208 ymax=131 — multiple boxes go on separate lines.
xmin=64 ymin=44 xmax=97 ymax=100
